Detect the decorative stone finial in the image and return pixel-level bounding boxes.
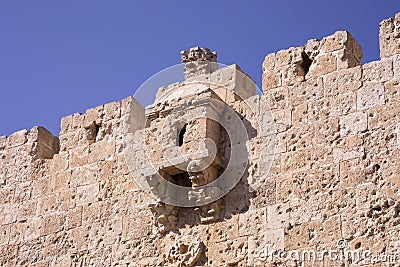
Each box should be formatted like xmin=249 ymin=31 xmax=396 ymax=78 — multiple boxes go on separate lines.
xmin=180 ymin=46 xmax=217 ymax=63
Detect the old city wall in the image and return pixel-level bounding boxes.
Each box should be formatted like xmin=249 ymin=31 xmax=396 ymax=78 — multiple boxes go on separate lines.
xmin=0 ymin=12 xmax=399 ymax=267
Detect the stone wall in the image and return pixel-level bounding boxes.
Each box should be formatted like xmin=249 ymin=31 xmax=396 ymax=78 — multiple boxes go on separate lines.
xmin=0 ymin=12 xmax=399 ymax=267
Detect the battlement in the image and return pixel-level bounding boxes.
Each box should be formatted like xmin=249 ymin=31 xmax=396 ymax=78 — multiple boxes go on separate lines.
xmin=262 ymin=31 xmax=362 ymax=90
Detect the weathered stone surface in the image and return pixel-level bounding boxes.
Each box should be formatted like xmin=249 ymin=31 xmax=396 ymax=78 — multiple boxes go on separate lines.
xmin=2 ymin=13 xmax=400 ymax=266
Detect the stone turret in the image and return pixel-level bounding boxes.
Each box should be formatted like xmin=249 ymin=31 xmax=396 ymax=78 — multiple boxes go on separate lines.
xmin=181 ymin=46 xmax=218 ymax=80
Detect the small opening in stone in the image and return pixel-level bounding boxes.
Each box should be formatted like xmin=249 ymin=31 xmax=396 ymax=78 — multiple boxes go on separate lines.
xmin=170 ymin=172 xmax=192 ymax=187
xmin=95 ymin=124 xmax=100 ymax=138
xmin=177 ymin=124 xmax=187 ymax=147
xmin=300 ymin=52 xmax=312 ymax=76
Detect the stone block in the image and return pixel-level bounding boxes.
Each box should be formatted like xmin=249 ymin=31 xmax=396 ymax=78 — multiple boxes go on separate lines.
xmin=0 ymin=136 xmax=6 ymax=150
xmin=323 ymin=66 xmax=362 ymax=96
xmin=238 ymin=207 xmax=267 ymax=236
xmin=17 ymin=200 xmax=37 ymax=222
xmin=58 ymin=188 xmax=76 ymax=211
xmin=265 ymin=86 xmax=289 ymax=110
xmin=289 ymin=77 xmax=323 ymax=106
xmin=65 ymin=206 xmax=82 ymax=230
xmin=40 ymin=213 xmax=65 ymax=236
xmin=76 ymin=183 xmax=99 ymax=206
xmin=363 ymin=58 xmax=393 ymax=82
xmin=36 ymin=194 xmax=58 ymax=215
xmin=384 ymin=78 xmax=400 ymax=105
xmin=104 ymin=101 xmax=121 ymax=121
xmin=339 ymin=111 xmax=367 ymax=136
xmin=262 ymin=53 xmax=276 ymax=72
xmin=83 ymin=105 xmax=104 ymax=128
xmin=7 ymin=129 xmax=27 ymax=148
xmin=69 ymin=146 xmax=89 ymax=168
xmin=88 ymin=138 xmax=115 ymax=163
xmin=306 ymin=53 xmax=337 ymax=78
xmin=266 ymin=202 xmax=290 ymax=230
xmin=333 ymin=135 xmax=364 ymax=163
xmin=357 ymin=82 xmax=385 ymax=111
xmin=281 ymin=149 xmax=312 ymax=173
xmin=262 ymin=71 xmax=281 ymax=91
xmin=60 ymin=114 xmax=73 ymax=135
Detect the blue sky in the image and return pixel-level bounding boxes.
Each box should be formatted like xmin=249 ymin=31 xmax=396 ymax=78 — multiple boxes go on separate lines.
xmin=0 ymin=1 xmax=399 ymax=136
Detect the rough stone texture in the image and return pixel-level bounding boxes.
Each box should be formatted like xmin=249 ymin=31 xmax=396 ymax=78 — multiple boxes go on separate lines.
xmin=1 ymin=12 xmax=400 ymax=267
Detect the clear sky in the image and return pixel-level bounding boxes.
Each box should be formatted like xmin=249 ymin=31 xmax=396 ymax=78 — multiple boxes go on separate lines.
xmin=0 ymin=1 xmax=399 ymax=136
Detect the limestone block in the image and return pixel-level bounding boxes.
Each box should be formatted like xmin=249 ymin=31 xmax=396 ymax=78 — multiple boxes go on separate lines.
xmin=248 ymin=228 xmax=284 ymax=265
xmin=363 ymin=58 xmax=393 ymax=82
xmin=58 ymin=188 xmax=76 ymax=211
xmin=81 ymin=200 xmax=102 ymax=226
xmin=281 ymin=149 xmax=311 ymax=173
xmin=65 ymin=206 xmax=82 ymax=230
xmin=0 ymin=136 xmax=6 ymax=150
xmin=275 ymin=49 xmax=291 ymax=67
xmin=379 ymin=15 xmax=400 ymax=58
xmin=9 ymin=222 xmax=25 ymax=245
xmin=103 ymin=101 xmax=121 ymax=122
xmin=17 ymin=200 xmax=37 ymax=222
xmin=36 ymin=194 xmax=58 ymax=215
xmin=284 ymin=222 xmax=310 ymax=250
xmin=69 ymin=146 xmax=89 ymax=168
xmin=40 ymin=213 xmax=65 ymax=236
xmin=50 ymin=152 xmax=69 ymax=174
xmin=323 ymin=66 xmax=362 ymax=96
xmin=83 ymin=106 xmax=103 ymax=129
xmin=208 ymin=237 xmax=248 ymax=266
xmin=307 ymin=98 xmax=330 ymax=123
xmin=367 ymin=103 xmax=400 ymax=130
xmin=289 ymin=77 xmax=323 ymax=106
xmin=7 ymin=129 xmax=27 ymax=148
xmin=306 ymin=53 xmax=337 ymax=78
xmin=262 ymin=53 xmax=276 ymax=72
xmin=122 ymin=209 xmax=152 ymax=241
xmin=291 ymin=102 xmax=307 ymax=126
xmin=397 ymin=124 xmax=400 ymax=147
xmin=88 ymin=138 xmax=115 ymax=163
xmin=70 ymin=164 xmax=98 ymax=187
xmin=281 ymin=64 xmax=305 ymax=86
xmin=286 ymin=125 xmax=313 ymax=152
xmin=357 ymin=82 xmax=385 ymax=111
xmin=320 ymin=31 xmax=357 ymax=54
xmin=265 ymin=86 xmax=289 ymax=110
xmin=266 ymin=202 xmax=289 ymax=230
xmin=238 ymin=207 xmax=267 ymax=236
xmin=379 ymin=17 xmax=395 ymax=36
xmin=0 ymin=186 xmax=15 ymax=205
xmin=262 ymin=71 xmax=281 ymax=91
xmin=384 ymin=78 xmax=400 ymax=105
xmin=59 ymin=131 xmax=79 ymax=152
xmin=13 ymin=181 xmax=32 ymax=203
xmin=32 ymin=176 xmax=51 ymax=199
xmin=333 ymin=135 xmax=364 ymax=162
xmin=60 ymin=114 xmax=73 ymax=135
xmin=339 ymin=111 xmax=367 ymax=136
xmin=271 ymin=109 xmax=292 ymax=133
xmin=49 ymin=170 xmax=71 ymax=194
xmin=308 ymin=216 xmax=341 ymax=246
xmin=329 ymin=92 xmax=356 ymax=116
xmin=335 ymin=47 xmax=362 ymax=70
xmin=72 ymin=112 xmax=85 ymax=130
xmin=209 ymin=215 xmax=239 ymax=243
xmin=0 ymin=224 xmax=10 ymax=246
xmin=393 ymin=54 xmax=400 ymax=78
xmin=314 ymin=117 xmax=340 ymax=145
xmin=76 ymin=183 xmax=99 ymax=205
xmin=339 ymin=158 xmax=366 ymax=188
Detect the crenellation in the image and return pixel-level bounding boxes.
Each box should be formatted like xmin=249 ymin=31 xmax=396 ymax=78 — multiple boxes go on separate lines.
xmin=380 ymin=13 xmax=400 ymax=58
xmin=262 ymin=31 xmax=362 ymax=92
